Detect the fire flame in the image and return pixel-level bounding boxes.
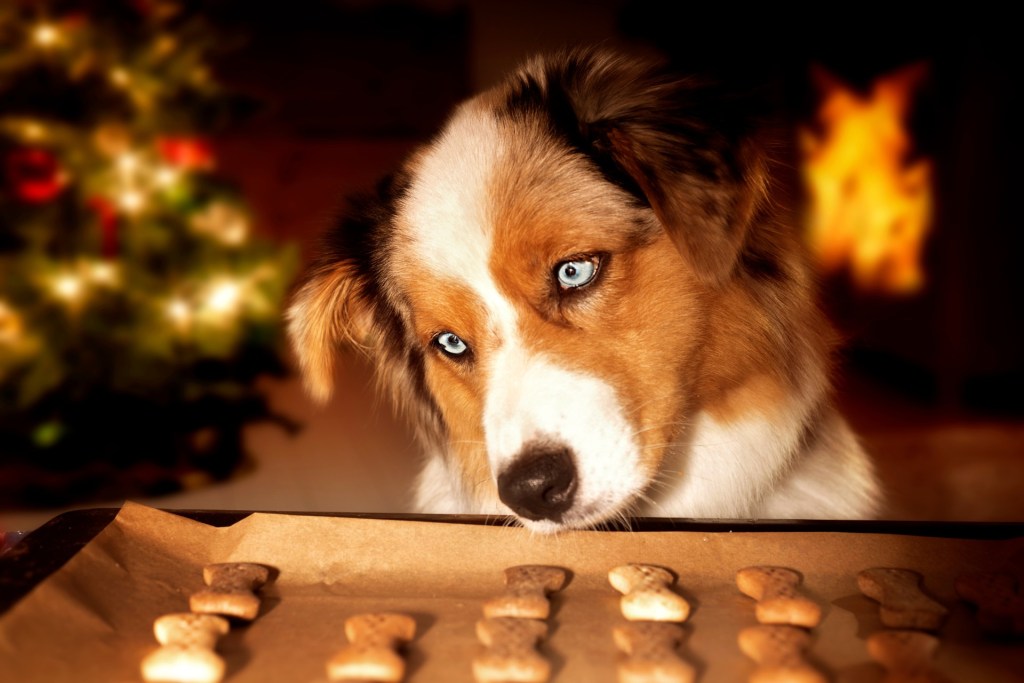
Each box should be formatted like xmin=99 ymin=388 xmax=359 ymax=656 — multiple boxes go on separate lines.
xmin=801 ymin=63 xmax=932 ymax=294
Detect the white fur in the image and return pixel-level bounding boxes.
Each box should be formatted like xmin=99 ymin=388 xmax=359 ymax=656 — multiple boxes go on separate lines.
xmin=759 ymin=410 xmax=881 ymax=518
xmin=483 ymin=350 xmax=649 ymax=532
xmin=646 ymin=406 xmax=812 ymax=519
xmin=397 ymin=105 xmax=518 ymax=334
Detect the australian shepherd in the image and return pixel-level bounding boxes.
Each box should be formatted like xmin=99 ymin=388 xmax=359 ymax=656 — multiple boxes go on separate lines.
xmin=286 ymin=46 xmax=883 ymax=532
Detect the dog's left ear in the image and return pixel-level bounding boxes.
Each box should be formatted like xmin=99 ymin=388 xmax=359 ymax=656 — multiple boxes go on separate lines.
xmin=602 ymin=123 xmax=769 ymax=285
xmin=575 ymin=55 xmax=777 ymax=285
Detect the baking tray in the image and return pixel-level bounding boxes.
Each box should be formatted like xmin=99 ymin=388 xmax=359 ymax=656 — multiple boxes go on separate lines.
xmin=0 ymin=504 xmax=1021 ymax=682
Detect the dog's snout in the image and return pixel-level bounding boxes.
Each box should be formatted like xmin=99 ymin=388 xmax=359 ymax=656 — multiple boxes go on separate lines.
xmin=497 ymin=443 xmax=577 ymax=522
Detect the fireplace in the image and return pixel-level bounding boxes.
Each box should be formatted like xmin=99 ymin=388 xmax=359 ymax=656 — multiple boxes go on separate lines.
xmin=809 ymin=47 xmax=1021 ymax=415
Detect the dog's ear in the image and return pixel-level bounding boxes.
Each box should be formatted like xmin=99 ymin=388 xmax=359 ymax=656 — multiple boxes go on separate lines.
xmin=558 ymin=51 xmax=777 ymax=285
xmin=285 ymin=191 xmax=392 ymax=404
xmin=598 ymin=120 xmax=770 ymax=285
xmin=286 ymin=260 xmax=375 ymax=404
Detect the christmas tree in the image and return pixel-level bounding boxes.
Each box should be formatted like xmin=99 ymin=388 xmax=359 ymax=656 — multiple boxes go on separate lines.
xmin=0 ymin=1 xmax=297 ymax=507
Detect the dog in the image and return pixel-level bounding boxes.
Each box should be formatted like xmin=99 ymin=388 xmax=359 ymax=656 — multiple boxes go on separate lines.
xmin=286 ymin=46 xmax=883 ymax=533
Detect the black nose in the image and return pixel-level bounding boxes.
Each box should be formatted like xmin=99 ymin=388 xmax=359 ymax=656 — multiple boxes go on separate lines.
xmin=497 ymin=443 xmax=577 ymax=522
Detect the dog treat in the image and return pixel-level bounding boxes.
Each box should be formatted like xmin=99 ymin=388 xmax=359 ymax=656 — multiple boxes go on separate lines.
xmin=473 ymin=617 xmax=550 ymax=683
xmin=608 ymin=564 xmax=691 ymax=622
xmin=483 ymin=565 xmax=568 ymax=619
xmin=189 ymin=562 xmax=270 ymax=621
xmin=857 ymin=568 xmax=948 ymax=631
xmin=326 ymin=612 xmax=417 ymax=682
xmin=141 ymin=612 xmax=230 ymax=683
xmin=737 ymin=624 xmax=827 ymax=683
xmin=954 ymin=571 xmax=1024 ymax=637
xmin=736 ymin=566 xmax=822 ymax=628
xmin=867 ymin=630 xmax=951 ymax=683
xmin=613 ymin=621 xmax=695 ymax=683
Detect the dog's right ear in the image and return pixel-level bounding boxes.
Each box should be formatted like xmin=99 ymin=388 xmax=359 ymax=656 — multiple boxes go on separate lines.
xmin=285 ymin=185 xmax=397 ymax=404
xmin=285 ymin=258 xmax=376 ymax=404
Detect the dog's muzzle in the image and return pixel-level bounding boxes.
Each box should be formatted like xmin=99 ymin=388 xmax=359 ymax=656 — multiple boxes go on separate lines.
xmin=496 ymin=442 xmax=577 ymax=522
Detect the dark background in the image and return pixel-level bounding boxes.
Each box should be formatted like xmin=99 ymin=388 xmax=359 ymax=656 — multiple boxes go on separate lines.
xmin=3 ymin=0 xmax=1020 ymax=532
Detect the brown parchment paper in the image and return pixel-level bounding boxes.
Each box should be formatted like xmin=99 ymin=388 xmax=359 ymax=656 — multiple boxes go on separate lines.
xmin=1 ymin=502 xmax=1022 ymax=682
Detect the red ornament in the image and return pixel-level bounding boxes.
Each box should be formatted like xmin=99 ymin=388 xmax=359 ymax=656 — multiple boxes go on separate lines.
xmin=156 ymin=136 xmax=214 ymax=171
xmin=87 ymin=196 xmax=120 ymax=257
xmin=5 ymin=148 xmax=66 ymax=203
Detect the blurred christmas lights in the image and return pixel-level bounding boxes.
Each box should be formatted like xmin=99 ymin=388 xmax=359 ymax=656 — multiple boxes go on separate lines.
xmin=191 ymin=201 xmax=249 ymax=245
xmin=117 ymin=187 xmax=146 ymax=213
xmin=166 ymin=297 xmax=192 ymax=331
xmin=153 ymin=165 xmax=180 ymax=188
xmin=1 ymin=2 xmax=298 ymax=503
xmin=32 ymin=22 xmax=60 ymax=47
xmin=52 ymin=273 xmax=84 ymax=303
xmin=204 ymin=279 xmax=243 ymax=315
xmin=0 ymin=301 xmax=24 ymax=345
xmin=88 ymin=261 xmax=119 ymax=286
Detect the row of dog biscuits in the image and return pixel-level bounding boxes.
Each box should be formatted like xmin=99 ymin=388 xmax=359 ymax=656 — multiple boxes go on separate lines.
xmin=324 ymin=566 xmax=1015 ymax=682
xmin=736 ymin=565 xmax=826 ymax=683
xmin=857 ymin=567 xmax=949 ymax=682
xmin=474 ymin=564 xmax=567 ymax=682
xmin=324 ymin=564 xmax=985 ymax=682
xmin=608 ymin=564 xmax=695 ymax=683
xmin=140 ymin=560 xmax=1014 ymax=682
xmin=141 ymin=562 xmax=271 ymax=683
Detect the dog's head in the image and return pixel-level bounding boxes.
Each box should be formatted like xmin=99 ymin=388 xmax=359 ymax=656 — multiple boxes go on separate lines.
xmin=287 ymin=47 xmax=808 ymax=532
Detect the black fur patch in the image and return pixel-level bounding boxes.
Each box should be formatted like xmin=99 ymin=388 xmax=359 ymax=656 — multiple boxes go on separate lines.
xmin=496 ymin=55 xmax=651 ymax=207
xmin=317 ymin=169 xmax=445 ymax=438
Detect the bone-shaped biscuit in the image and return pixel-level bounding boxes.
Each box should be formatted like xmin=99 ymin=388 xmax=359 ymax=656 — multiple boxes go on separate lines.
xmin=608 ymin=564 xmax=691 ymax=622
xmin=737 ymin=624 xmax=827 ymax=683
xmin=473 ymin=617 xmax=550 ymax=683
xmin=326 ymin=612 xmax=417 ymax=682
xmin=141 ymin=612 xmax=230 ymax=683
xmin=736 ymin=566 xmax=822 ymax=628
xmin=857 ymin=568 xmax=948 ymax=631
xmin=613 ymin=621 xmax=695 ymax=683
xmin=483 ymin=565 xmax=567 ymax=619
xmin=954 ymin=571 xmax=1024 ymax=637
xmin=190 ymin=562 xmax=270 ymax=621
xmin=867 ymin=630 xmax=951 ymax=683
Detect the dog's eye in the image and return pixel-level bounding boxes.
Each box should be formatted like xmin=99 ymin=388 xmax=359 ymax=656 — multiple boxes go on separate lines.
xmin=555 ymin=256 xmax=600 ymax=290
xmin=434 ymin=331 xmax=469 ymax=357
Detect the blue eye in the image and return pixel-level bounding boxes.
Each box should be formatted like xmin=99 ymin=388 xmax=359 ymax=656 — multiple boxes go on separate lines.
xmin=555 ymin=256 xmax=599 ymax=289
xmin=435 ymin=331 xmax=468 ymax=357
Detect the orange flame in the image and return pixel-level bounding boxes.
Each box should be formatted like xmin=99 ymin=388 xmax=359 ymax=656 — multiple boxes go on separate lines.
xmin=801 ymin=63 xmax=932 ymax=294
